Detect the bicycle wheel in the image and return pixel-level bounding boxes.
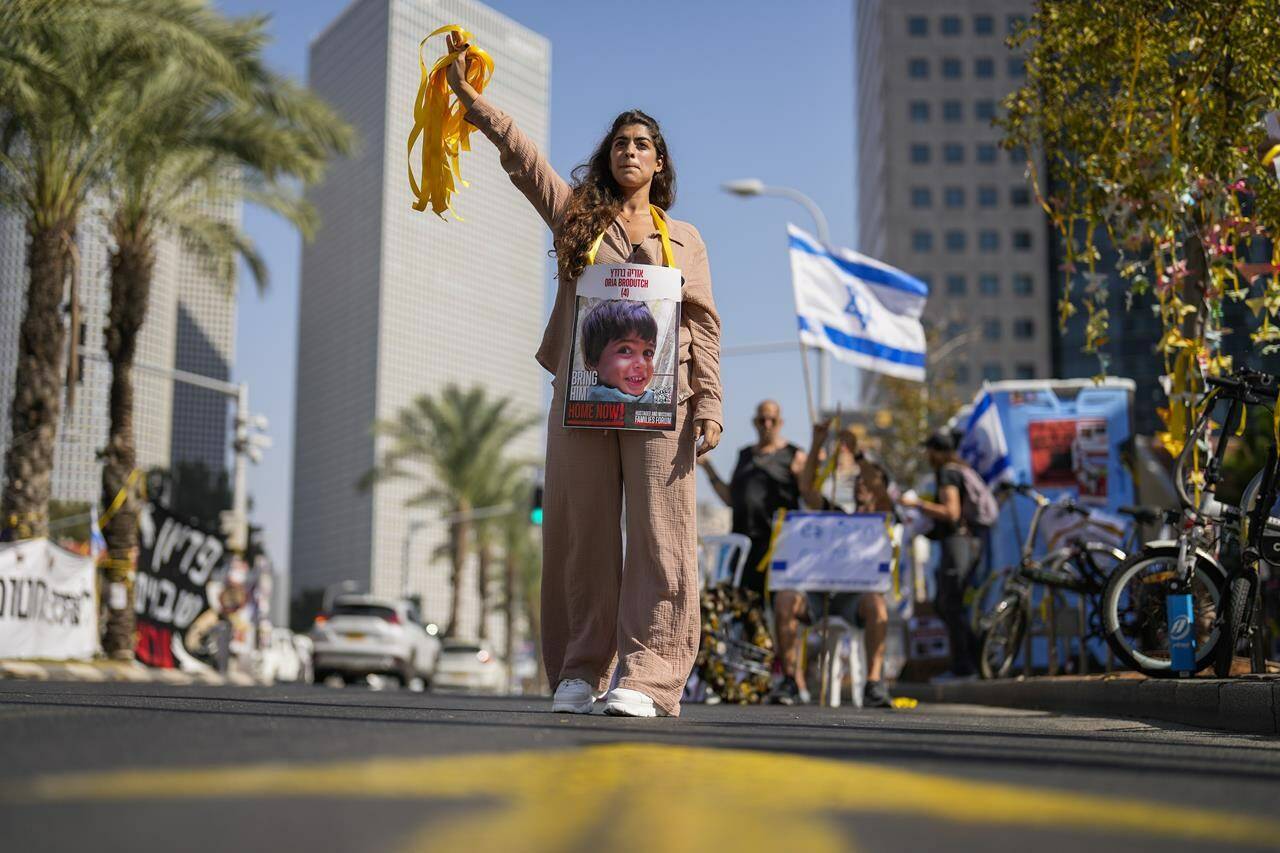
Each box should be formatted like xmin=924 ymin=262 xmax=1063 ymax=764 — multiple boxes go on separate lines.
xmin=1213 ymin=575 xmax=1253 ymax=678
xmin=969 ymin=567 xmax=1013 ymax=638
xmin=1101 ymin=545 xmax=1227 ymax=677
xmin=979 ymin=594 xmax=1027 ymax=679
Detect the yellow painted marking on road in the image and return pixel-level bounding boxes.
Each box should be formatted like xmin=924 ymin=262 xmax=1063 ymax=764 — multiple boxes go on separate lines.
xmin=9 ymin=744 xmax=1279 ymax=852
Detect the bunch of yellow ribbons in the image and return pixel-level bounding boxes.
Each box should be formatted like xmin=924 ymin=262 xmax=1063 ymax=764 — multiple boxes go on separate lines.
xmin=407 ymin=25 xmax=493 ymax=219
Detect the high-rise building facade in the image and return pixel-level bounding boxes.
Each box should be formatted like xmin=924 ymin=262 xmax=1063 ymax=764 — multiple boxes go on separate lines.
xmin=0 ymin=196 xmax=237 ymax=508
xmin=290 ymin=0 xmax=548 ymax=637
xmin=856 ymin=0 xmax=1050 ymax=394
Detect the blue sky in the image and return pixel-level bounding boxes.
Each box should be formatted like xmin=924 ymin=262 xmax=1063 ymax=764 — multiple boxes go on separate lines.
xmin=214 ymin=0 xmax=858 ymax=573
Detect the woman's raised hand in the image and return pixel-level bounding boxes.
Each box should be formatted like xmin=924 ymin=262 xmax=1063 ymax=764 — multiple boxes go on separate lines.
xmin=444 ymin=31 xmax=477 ymax=105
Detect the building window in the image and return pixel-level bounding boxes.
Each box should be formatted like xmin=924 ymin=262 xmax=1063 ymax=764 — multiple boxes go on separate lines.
xmin=945 ymin=230 xmax=967 ymax=252
xmin=942 ymin=187 xmax=963 ymax=208
xmin=946 ymin=321 xmax=967 ymax=338
xmin=909 ymin=58 xmax=929 ymax=79
xmin=910 ymin=187 xmax=932 ymax=208
xmin=944 ymin=143 xmax=965 ymax=164
xmin=1008 ymin=56 xmax=1026 ymax=77
xmin=910 ymin=143 xmax=930 ymax=164
xmin=1009 ymin=144 xmax=1027 ymax=164
xmin=1012 ymin=274 xmax=1034 ymax=295
xmin=912 ymin=230 xmax=933 ymax=252
xmin=955 ymin=364 xmax=972 ymax=384
xmin=916 ymin=273 xmax=934 ymax=292
xmin=975 ymin=57 xmax=995 ymax=78
xmin=1015 ymin=363 xmax=1036 ymax=380
xmin=979 ymin=274 xmax=999 ymax=295
xmin=942 ymin=57 xmax=962 ymax=79
xmin=1013 ymin=230 xmax=1033 ymax=250
xmin=940 ymin=15 xmax=961 ymax=35
xmin=1007 ymin=14 xmax=1027 ymax=35
xmin=1010 ymin=186 xmax=1031 ymax=207
xmin=974 ymin=14 xmax=994 ymax=35
xmin=908 ymin=16 xmax=928 ymax=36
xmin=974 ymin=99 xmax=997 ymax=121
xmin=946 ymin=274 xmax=967 ymax=295
xmin=976 ymin=144 xmax=998 ymax=164
xmin=909 ymin=100 xmax=930 ymax=123
xmin=977 ymin=186 xmax=998 ymax=208
xmin=1014 ymin=318 xmax=1036 ymax=339
xmin=979 ymin=230 xmax=1000 ymax=252
xmin=983 ymin=363 xmax=1004 ymax=382
xmin=943 ymin=100 xmax=963 ymax=122
xmin=982 ymin=319 xmax=1001 ymax=340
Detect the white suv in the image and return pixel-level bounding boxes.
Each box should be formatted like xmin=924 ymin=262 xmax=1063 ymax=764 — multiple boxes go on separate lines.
xmin=310 ymin=595 xmax=440 ymax=687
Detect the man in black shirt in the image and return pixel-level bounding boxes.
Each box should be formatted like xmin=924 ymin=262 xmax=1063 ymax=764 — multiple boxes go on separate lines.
xmin=700 ymin=400 xmax=806 ymax=595
xmin=899 ymin=431 xmax=981 ymax=678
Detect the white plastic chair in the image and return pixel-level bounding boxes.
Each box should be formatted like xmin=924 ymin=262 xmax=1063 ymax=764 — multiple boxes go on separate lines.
xmin=811 ymin=614 xmax=866 ymax=708
xmin=697 ymin=533 xmax=753 ymax=589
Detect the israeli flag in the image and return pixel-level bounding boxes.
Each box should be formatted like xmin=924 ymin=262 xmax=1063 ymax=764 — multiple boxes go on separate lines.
xmin=958 ymin=391 xmax=1014 ymax=484
xmin=788 ymin=225 xmax=928 ymax=381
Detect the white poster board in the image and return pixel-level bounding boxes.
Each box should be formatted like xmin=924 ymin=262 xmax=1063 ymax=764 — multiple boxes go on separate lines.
xmin=767 ymin=512 xmax=893 ymax=593
xmin=0 ymin=539 xmax=99 ymax=660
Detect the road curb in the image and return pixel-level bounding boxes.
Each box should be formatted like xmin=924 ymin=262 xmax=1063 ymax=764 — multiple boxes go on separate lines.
xmin=895 ymin=675 xmax=1280 ymax=735
xmin=0 ymin=660 xmax=266 ymax=687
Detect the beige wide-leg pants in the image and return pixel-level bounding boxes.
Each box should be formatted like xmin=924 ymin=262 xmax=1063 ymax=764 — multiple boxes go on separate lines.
xmin=541 ymin=381 xmax=700 ymax=716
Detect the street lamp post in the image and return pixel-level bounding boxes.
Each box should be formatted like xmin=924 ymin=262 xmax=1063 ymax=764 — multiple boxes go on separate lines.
xmin=401 ymin=519 xmax=428 ymax=600
xmin=722 ymin=179 xmax=835 ymax=417
xmin=85 ymin=353 xmax=270 ymax=555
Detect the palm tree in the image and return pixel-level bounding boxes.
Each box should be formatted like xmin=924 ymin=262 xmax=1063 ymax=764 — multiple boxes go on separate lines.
xmin=362 ymin=385 xmax=537 ymax=637
xmin=0 ymin=0 xmax=253 ymax=537
xmin=470 ymin=457 xmax=534 ymax=641
xmin=97 ymin=15 xmax=353 ymax=656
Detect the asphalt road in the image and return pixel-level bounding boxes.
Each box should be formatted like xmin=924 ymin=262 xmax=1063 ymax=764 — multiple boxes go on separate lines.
xmin=1 ymin=680 xmax=1278 ymax=853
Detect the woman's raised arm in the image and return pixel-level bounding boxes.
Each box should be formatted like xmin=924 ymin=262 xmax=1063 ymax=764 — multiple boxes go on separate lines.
xmin=446 ymin=33 xmax=570 ymax=228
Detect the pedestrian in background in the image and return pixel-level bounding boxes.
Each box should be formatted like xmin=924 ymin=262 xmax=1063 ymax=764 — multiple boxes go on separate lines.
xmin=699 ymin=399 xmax=805 ymax=596
xmin=899 ymin=431 xmax=982 ymax=679
xmin=445 ymin=33 xmax=722 ymax=718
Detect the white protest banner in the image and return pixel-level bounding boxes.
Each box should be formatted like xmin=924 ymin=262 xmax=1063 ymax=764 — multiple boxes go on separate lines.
xmin=0 ymin=539 xmax=98 ymax=660
xmin=767 ymin=512 xmax=893 ymax=593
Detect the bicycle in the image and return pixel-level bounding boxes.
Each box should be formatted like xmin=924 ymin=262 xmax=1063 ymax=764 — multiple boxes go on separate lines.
xmin=1100 ymin=365 xmax=1278 ymax=678
xmin=967 ymin=499 xmax=1158 ymax=640
xmin=978 ymin=484 xmax=1129 ymax=679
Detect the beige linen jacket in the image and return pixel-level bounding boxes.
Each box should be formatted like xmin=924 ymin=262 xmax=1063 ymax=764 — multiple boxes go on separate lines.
xmin=465 ymin=96 xmax=724 ymax=429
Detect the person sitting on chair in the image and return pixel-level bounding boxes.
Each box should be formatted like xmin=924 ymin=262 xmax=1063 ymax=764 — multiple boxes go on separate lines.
xmin=769 ymin=421 xmax=894 ymax=708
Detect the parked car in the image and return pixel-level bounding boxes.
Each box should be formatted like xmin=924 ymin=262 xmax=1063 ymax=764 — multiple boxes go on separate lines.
xmin=310 ymin=595 xmax=440 ymax=687
xmin=432 ymin=640 xmax=506 ymax=693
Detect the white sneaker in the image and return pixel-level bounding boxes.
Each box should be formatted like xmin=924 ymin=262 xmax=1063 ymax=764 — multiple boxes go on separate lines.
xmin=551 ymin=678 xmax=598 ymax=714
xmin=602 ymin=687 xmax=669 ymax=718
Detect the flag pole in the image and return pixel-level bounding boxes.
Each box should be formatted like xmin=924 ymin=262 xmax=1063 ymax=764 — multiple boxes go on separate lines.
xmin=798 ymin=344 xmax=818 ymax=424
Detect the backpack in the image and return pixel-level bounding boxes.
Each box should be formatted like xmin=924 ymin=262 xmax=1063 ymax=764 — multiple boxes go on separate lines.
xmin=945 ymin=462 xmax=1000 ymax=530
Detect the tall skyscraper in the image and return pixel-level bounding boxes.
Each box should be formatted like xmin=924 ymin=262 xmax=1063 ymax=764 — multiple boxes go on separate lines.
xmin=0 ymin=196 xmax=238 ymax=508
xmin=856 ymin=1 xmax=1051 ymax=394
xmin=290 ymin=0 xmax=549 ymax=637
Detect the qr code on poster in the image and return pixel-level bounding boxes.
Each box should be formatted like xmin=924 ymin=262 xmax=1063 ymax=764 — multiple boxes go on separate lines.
xmin=651 ymin=384 xmax=672 ymax=405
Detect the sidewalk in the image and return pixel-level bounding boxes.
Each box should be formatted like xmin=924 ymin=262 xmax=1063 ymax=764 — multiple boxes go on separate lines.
xmin=0 ymin=659 xmax=264 ymax=687
xmin=896 ymin=673 xmax=1280 ymax=736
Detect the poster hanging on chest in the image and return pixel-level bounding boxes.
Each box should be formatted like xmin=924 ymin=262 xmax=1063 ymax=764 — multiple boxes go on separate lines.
xmin=563 ymin=262 xmax=681 ymax=431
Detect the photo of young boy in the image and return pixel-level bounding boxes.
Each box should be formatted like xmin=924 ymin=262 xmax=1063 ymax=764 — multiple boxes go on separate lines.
xmin=580 ymin=300 xmax=659 ymax=403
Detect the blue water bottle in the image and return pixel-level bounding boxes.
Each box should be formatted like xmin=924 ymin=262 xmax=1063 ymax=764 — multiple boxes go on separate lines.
xmin=1167 ymin=591 xmax=1196 ymax=676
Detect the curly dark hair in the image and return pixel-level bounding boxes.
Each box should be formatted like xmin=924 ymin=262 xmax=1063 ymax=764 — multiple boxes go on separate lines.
xmin=554 ymin=110 xmax=676 ymax=283
xmin=580 ymin=300 xmax=658 ymax=367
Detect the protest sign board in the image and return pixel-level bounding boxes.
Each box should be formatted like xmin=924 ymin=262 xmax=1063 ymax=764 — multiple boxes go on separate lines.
xmin=767 ymin=512 xmax=893 ymax=593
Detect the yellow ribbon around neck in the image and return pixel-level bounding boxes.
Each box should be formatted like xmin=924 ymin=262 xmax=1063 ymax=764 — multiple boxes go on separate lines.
xmin=585 ymin=205 xmax=675 ymax=267
xmin=408 ymin=25 xmax=494 ymax=219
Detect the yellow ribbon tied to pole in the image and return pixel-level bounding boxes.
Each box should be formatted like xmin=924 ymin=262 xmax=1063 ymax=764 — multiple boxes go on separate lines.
xmin=408 ymin=25 xmax=494 ymax=219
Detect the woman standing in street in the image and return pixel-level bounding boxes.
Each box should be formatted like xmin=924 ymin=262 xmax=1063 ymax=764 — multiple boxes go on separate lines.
xmin=445 ymin=33 xmax=722 ymax=717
